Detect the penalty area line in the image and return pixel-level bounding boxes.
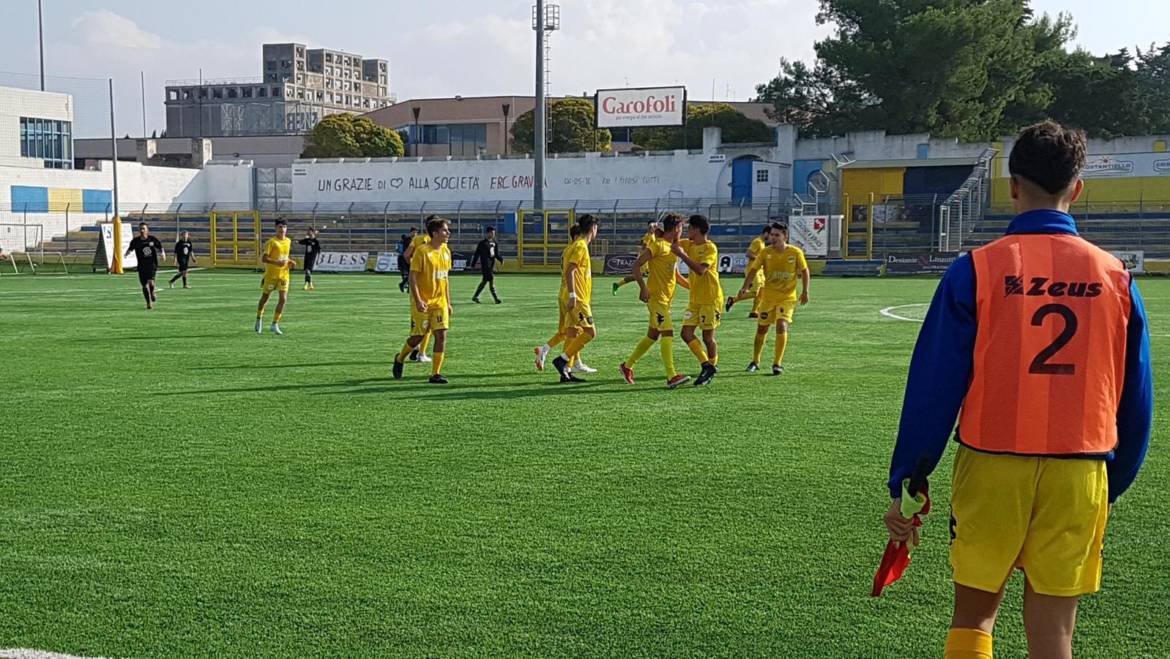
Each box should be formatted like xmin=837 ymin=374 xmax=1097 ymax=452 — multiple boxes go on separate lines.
xmin=880 ymin=303 xmax=928 ymax=323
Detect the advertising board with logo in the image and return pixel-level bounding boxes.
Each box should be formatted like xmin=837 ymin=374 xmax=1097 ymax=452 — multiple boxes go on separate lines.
xmin=316 ymin=252 xmax=370 ymax=272
xmin=884 ymin=252 xmax=961 ymax=275
xmin=604 ymin=253 xmax=640 ymax=275
xmin=375 ymin=252 xmax=401 ymax=273
xmin=789 ymin=215 xmax=837 ymax=258
xmin=595 ymin=86 xmax=686 ymax=128
xmin=1111 ymin=250 xmax=1145 ymax=274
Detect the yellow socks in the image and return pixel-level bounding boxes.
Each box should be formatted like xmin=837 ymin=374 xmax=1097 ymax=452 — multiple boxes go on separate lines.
xmin=396 ymin=342 xmax=414 ymax=363
xmin=944 ymin=629 xmax=993 ymax=659
xmin=432 ymin=352 xmax=445 ymax=375
xmin=686 ymin=338 xmax=709 ymax=364
xmin=752 ymin=332 xmax=767 ymax=364
xmin=420 ymin=331 xmax=433 ymax=355
xmin=774 ymin=332 xmax=788 ymax=367
xmin=660 ymin=336 xmax=677 ymax=378
xmin=564 ymin=333 xmax=593 ymax=360
xmin=626 ymin=337 xmax=656 ymax=367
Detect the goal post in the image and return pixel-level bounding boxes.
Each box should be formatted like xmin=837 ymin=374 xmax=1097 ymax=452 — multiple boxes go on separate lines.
xmin=208 ymin=210 xmax=262 ymax=268
xmin=516 ymin=208 xmax=575 ymax=271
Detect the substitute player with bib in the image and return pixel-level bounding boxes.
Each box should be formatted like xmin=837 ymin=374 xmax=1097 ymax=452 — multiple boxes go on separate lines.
xmin=882 ymin=122 xmax=1153 ymax=659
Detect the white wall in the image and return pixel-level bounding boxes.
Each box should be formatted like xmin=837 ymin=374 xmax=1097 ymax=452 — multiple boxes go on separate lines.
xmin=0 ymin=86 xmax=73 ymax=168
xmin=199 ymin=160 xmax=254 ymax=207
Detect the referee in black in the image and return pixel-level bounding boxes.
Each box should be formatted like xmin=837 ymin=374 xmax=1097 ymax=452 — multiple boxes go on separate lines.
xmin=397 ymin=227 xmax=417 ymax=293
xmin=470 ymin=226 xmax=504 ymax=304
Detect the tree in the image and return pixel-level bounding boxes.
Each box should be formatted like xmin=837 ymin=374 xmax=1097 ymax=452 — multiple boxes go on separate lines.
xmin=1037 ymin=49 xmax=1149 ymax=139
xmin=510 ymin=98 xmax=612 ymax=154
xmin=756 ymin=0 xmax=1076 ymax=141
xmin=302 ymin=113 xmax=405 ymax=158
xmin=632 ymin=103 xmax=775 ymax=150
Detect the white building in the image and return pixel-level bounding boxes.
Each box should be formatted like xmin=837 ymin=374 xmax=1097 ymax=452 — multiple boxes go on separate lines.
xmin=0 ymin=86 xmax=74 ymax=169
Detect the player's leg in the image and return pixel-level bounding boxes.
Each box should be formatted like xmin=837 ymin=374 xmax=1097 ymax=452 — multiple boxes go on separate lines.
xmin=749 ymin=308 xmax=771 ymax=371
xmin=169 ymin=270 xmax=182 ymax=287
xmin=473 ymin=274 xmax=487 ymax=302
xmin=653 ymin=307 xmax=685 ymax=388
xmin=703 ymin=328 xmax=718 ymax=367
xmin=430 ymin=328 xmax=448 ymax=383
xmin=139 ymin=271 xmax=153 ymax=308
xmin=681 ymin=324 xmax=708 ymax=365
xmin=772 ymin=317 xmax=791 ymax=375
xmin=256 ymin=289 xmax=272 ymax=332
xmin=487 ymin=272 xmax=500 ymax=303
xmin=621 ymin=306 xmax=660 ymax=384
xmin=271 ymin=289 xmax=288 ymax=334
xmin=948 ymin=583 xmax=1004 ymax=659
xmin=1021 ymin=582 xmax=1078 ymax=659
xmin=555 ymin=309 xmax=595 ymax=382
xmin=181 ymin=268 xmax=190 ymax=288
xmin=304 ymin=267 xmax=312 ymax=291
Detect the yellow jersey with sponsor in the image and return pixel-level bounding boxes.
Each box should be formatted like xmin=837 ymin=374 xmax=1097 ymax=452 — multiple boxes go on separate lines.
xmin=750 ymin=243 xmax=808 ymax=304
xmin=559 ymin=239 xmax=592 ymax=305
xmin=681 ymin=238 xmax=723 ymax=306
xmin=410 ymin=243 xmax=451 ymax=305
xmin=644 ymin=237 xmax=678 ymax=304
xmin=263 ymin=237 xmax=292 ymax=280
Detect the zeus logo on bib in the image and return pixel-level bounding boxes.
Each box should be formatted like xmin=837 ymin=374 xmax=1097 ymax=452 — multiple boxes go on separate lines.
xmin=1004 ymin=276 xmax=1104 ymax=298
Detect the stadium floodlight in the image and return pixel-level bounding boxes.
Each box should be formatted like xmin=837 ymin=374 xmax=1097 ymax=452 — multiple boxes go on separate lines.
xmin=531 ymin=2 xmax=560 ymax=211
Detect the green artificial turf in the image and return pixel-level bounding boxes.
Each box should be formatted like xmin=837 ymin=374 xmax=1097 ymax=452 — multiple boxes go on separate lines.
xmin=0 ymin=270 xmax=1166 ymax=657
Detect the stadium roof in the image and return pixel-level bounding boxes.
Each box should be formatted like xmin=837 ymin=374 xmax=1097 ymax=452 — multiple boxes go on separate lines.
xmin=839 ymin=156 xmax=981 ymax=169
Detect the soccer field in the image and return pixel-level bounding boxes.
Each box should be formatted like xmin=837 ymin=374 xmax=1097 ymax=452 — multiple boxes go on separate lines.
xmin=0 ymin=270 xmax=1166 ymax=658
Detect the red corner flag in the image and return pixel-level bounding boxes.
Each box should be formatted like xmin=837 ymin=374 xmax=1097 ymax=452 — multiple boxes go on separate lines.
xmin=872 ymin=480 xmax=931 ymax=597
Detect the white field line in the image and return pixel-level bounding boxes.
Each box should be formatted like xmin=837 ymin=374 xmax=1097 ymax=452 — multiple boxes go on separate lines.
xmin=0 ymin=650 xmax=101 ymax=659
xmin=880 ymin=303 xmax=929 ymax=323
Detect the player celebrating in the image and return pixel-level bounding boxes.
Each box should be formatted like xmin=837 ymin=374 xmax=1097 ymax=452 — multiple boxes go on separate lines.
xmin=732 ymin=222 xmax=809 ymax=375
xmin=612 ymin=219 xmax=659 ymax=295
xmin=673 ymin=214 xmax=722 ymax=386
xmin=470 ymin=225 xmax=505 ymax=304
xmin=126 ymin=222 xmax=165 ymax=310
xmin=882 ymin=122 xmax=1153 ymax=659
xmin=168 ymin=230 xmax=196 ymax=289
xmin=551 ymin=215 xmax=600 ymax=383
xmin=725 ymin=225 xmax=770 ymax=317
xmin=298 ymin=227 xmax=321 ymax=291
xmin=255 ymin=218 xmax=295 ymax=335
xmin=397 ymin=227 xmax=417 ymax=293
xmin=619 ymin=214 xmax=690 ymax=389
xmin=393 ymin=216 xmax=453 ymax=384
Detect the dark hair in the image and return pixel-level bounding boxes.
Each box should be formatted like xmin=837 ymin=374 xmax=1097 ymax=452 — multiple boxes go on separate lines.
xmin=688 ymin=214 xmax=710 ymax=235
xmin=274 ymin=218 xmax=287 ymax=227
xmin=569 ymin=224 xmax=582 ymax=239
xmin=409 ymin=226 xmax=418 ymax=233
xmin=485 ymin=226 xmax=495 ymax=233
xmin=426 ymin=216 xmax=449 ymax=237
xmin=1009 ymin=121 xmax=1087 ymax=195
xmin=576 ymin=214 xmax=598 ymax=234
xmin=138 ymin=222 xmax=148 ymax=229
xmin=307 ymin=226 xmax=316 ymax=232
xmin=661 ymin=214 xmax=683 ymax=232
xmin=647 ymin=220 xmax=658 ymax=227
xmin=770 ymin=221 xmax=788 ymax=234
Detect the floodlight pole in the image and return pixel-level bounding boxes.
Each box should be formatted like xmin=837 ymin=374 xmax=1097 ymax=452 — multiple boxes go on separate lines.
xmin=38 ymin=0 xmax=45 ymax=91
xmin=534 ymin=0 xmax=546 ymax=211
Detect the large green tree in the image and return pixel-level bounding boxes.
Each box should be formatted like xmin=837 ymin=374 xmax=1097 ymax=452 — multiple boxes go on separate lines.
xmin=632 ymin=103 xmax=775 ymax=150
xmin=511 ymin=98 xmax=612 ymax=154
xmin=756 ymin=0 xmax=1076 ymax=140
xmin=302 ymin=113 xmax=405 ymax=158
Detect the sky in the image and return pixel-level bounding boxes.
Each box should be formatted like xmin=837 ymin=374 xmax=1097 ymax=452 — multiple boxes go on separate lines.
xmin=0 ymin=0 xmax=1167 ymax=137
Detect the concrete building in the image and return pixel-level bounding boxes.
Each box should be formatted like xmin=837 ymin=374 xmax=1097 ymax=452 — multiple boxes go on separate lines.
xmin=165 ymin=43 xmax=393 ymax=138
xmin=74 ymin=134 xmax=307 ymax=169
xmin=1 ymin=86 xmax=75 ymax=169
xmin=363 ymin=95 xmax=776 ymax=157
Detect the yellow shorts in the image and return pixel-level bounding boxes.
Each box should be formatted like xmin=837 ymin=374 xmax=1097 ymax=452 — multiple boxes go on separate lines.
xmin=261 ymin=276 xmax=290 ymax=293
xmin=410 ymin=303 xmax=450 ymax=334
xmin=950 ymin=445 xmax=1109 ymax=597
xmin=682 ymin=303 xmax=721 ymax=330
xmin=560 ymin=301 xmax=594 ymax=330
xmin=757 ymin=300 xmax=795 ymax=325
xmin=647 ymin=300 xmax=673 ymax=332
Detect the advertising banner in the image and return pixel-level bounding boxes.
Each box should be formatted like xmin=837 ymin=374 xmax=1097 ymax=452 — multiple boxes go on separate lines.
xmin=595 ymin=86 xmax=686 ymax=128
xmin=374 ymin=252 xmax=400 ymax=273
xmin=1111 ymin=250 xmax=1145 ymax=274
xmin=315 ymin=252 xmax=369 ymax=272
xmin=884 ymin=253 xmax=961 ymax=275
xmin=604 ymin=253 xmax=639 ymax=275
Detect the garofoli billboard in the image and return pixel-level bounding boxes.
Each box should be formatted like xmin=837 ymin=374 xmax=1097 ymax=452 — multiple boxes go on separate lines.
xmin=594 ymin=86 xmax=687 ymax=128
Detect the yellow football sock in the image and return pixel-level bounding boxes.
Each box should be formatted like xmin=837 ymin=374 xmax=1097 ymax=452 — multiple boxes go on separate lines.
xmin=432 ymin=352 xmax=445 ymax=376
xmin=660 ymin=336 xmax=677 ymax=378
xmin=686 ymin=338 xmax=709 ymax=364
xmin=752 ymin=332 xmax=767 ymax=363
xmin=569 ymin=353 xmax=578 ymax=367
xmin=774 ymin=332 xmax=788 ymax=366
xmin=565 ymin=333 xmax=593 ymax=359
xmin=396 ymin=341 xmax=414 ymax=363
xmin=626 ymin=336 xmax=656 ymax=367
xmin=944 ymin=628 xmax=993 ymax=659
xmin=420 ymin=331 xmax=433 ymax=355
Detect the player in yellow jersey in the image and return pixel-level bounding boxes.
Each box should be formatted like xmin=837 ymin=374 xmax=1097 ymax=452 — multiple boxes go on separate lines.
xmin=612 ymin=220 xmax=660 ymax=295
xmin=725 ymin=226 xmax=770 ymax=317
xmin=550 ymin=215 xmax=600 ymax=383
xmin=392 ymin=216 xmax=453 ymax=384
xmin=255 ymin=218 xmax=295 ymax=335
xmin=619 ymin=214 xmax=691 ymax=388
xmin=672 ymin=214 xmax=723 ymax=386
xmin=731 ymin=222 xmax=810 ymax=374
xmin=535 ymin=224 xmax=597 ymax=374
xmin=401 ymin=217 xmax=437 ymax=364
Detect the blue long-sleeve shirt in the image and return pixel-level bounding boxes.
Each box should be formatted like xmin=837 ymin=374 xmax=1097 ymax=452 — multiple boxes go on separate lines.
xmin=887 ymin=209 xmax=1153 ymax=503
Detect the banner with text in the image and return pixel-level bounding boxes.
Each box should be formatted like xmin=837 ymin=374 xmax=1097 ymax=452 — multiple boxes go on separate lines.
xmin=1111 ymin=250 xmax=1145 ymax=274
xmin=315 ymin=252 xmax=369 ymax=272
xmin=374 ymin=252 xmax=401 ymax=273
xmin=604 ymin=253 xmax=639 ymax=276
xmin=718 ymin=253 xmax=749 ymax=275
xmin=94 ymin=222 xmax=137 ymax=272
xmin=595 ymin=86 xmax=686 ymax=128
xmin=789 ymin=215 xmax=837 ymax=258
xmin=884 ymin=253 xmax=961 ymax=275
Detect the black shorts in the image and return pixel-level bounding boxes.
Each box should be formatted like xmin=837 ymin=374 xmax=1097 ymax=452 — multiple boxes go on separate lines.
xmin=138 ymin=267 xmax=157 ymax=285
xmin=480 ymin=270 xmax=495 ymax=282
xmin=176 ymin=260 xmax=190 ymax=272
xmin=304 ymin=258 xmax=317 ymax=272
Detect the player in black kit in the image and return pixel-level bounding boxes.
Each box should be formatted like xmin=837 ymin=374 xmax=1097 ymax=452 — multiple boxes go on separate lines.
xmin=126 ymin=222 xmax=165 ymax=309
xmin=298 ymin=227 xmax=321 ymax=291
xmin=470 ymin=226 xmax=505 ymax=303
xmin=398 ymin=227 xmax=417 ymax=293
xmin=169 ymin=230 xmax=197 ymax=289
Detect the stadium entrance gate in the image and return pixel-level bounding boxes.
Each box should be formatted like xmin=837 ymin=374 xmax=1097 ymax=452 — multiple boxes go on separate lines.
xmin=516 ymin=208 xmax=576 ymax=271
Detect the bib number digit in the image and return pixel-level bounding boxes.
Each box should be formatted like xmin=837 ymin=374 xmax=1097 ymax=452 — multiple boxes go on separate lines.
xmin=1029 ymin=303 xmax=1078 ymax=375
